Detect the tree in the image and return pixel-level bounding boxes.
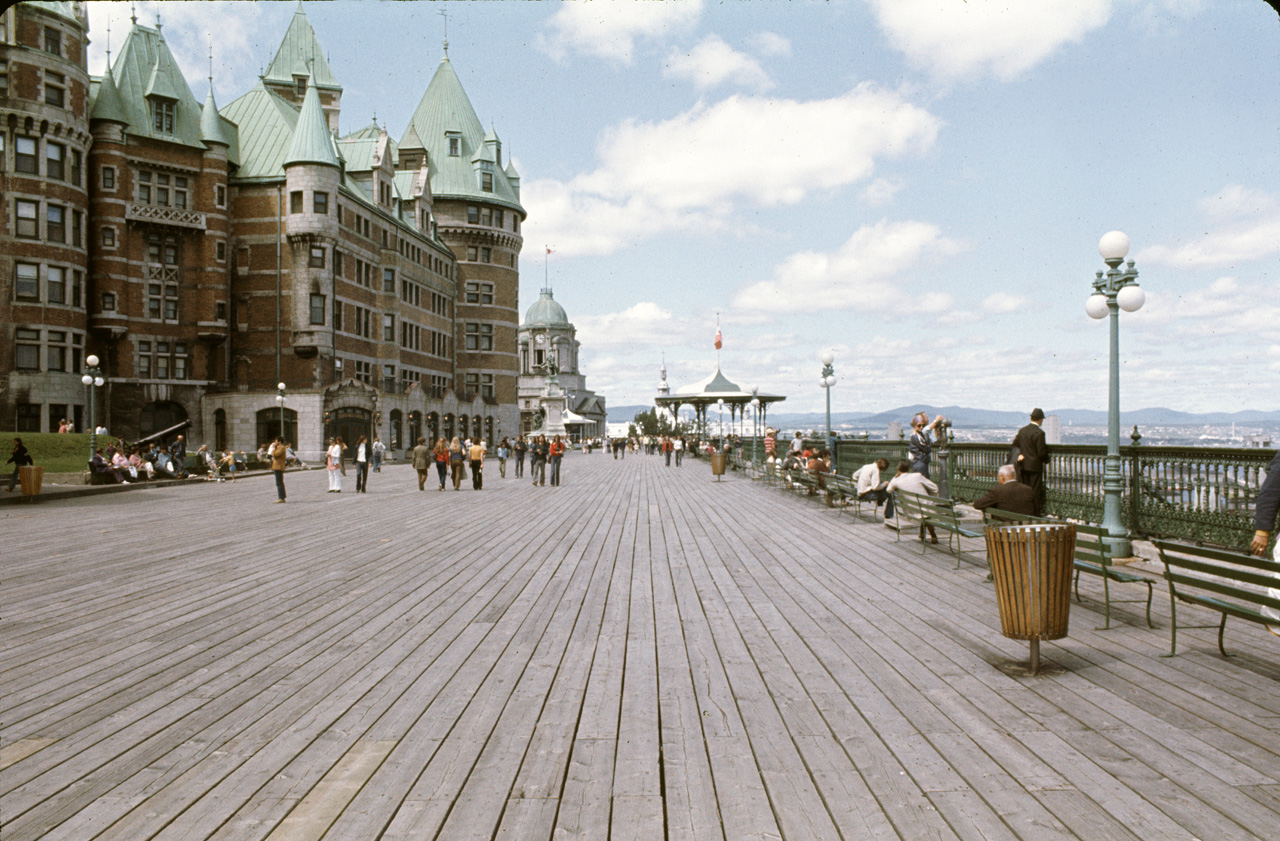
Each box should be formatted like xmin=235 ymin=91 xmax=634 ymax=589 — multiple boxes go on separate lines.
xmin=632 ymin=408 xmax=683 ymax=437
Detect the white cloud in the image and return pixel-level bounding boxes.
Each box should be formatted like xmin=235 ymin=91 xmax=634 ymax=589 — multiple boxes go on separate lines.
xmin=86 ymin=1 xmax=270 ymax=99
xmin=1198 ymin=184 xmax=1277 ymax=218
xmin=539 ymin=0 xmax=703 ymax=63
xmin=983 ymin=292 xmax=1029 ymax=314
xmin=1140 ymin=216 xmax=1280 ymax=268
xmin=749 ymin=31 xmax=791 ymax=57
xmin=664 ymin=35 xmax=773 ymax=91
xmin=521 ymin=86 xmax=940 ymax=256
xmin=733 ymin=220 xmax=967 ymax=314
xmin=574 ymin=301 xmax=699 ymax=352
xmin=859 ymin=177 xmax=902 ymax=207
xmin=865 ymin=0 xmax=1114 ymax=81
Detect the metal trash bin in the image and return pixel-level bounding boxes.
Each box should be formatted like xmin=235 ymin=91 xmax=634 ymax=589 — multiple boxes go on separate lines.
xmin=18 ymin=465 xmax=44 ymax=496
xmin=985 ymin=523 xmax=1076 ymax=673
xmin=710 ymin=452 xmax=727 ymax=480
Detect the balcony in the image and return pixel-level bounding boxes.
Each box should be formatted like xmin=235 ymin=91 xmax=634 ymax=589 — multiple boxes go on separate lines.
xmin=125 ymin=203 xmax=207 ymax=231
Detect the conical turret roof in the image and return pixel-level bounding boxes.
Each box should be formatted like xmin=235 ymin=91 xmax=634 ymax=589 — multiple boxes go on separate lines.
xmin=201 ymin=86 xmax=231 ymax=146
xmin=90 ymin=66 xmax=129 ymax=125
xmin=264 ymin=2 xmax=342 ymax=91
xmin=284 ymin=73 xmax=339 ymax=168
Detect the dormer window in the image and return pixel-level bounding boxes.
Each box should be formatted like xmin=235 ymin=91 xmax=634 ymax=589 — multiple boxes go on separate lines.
xmin=151 ymin=98 xmax=176 ymax=134
xmin=447 ymin=132 xmax=461 ymax=157
xmin=481 ymin=172 xmax=493 ymax=193
xmin=294 ymin=75 xmax=307 ymax=97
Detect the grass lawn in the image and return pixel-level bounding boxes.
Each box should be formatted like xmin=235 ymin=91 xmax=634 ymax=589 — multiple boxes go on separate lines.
xmin=2 ymin=432 xmax=95 ymax=473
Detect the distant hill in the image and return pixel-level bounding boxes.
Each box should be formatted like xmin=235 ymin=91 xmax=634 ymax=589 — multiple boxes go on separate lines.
xmin=609 ymin=402 xmax=1280 ymax=428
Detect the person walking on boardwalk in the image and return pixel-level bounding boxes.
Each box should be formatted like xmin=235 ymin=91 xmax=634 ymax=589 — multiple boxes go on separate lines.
xmin=469 ymin=438 xmax=485 ymax=490
xmin=1249 ymin=448 xmax=1280 ymax=636
xmin=449 ymin=437 xmax=466 ymax=490
xmin=908 ymin=412 xmax=944 ymax=479
xmin=433 ymin=437 xmax=449 ymax=491
xmin=497 ymin=438 xmax=510 ymax=478
xmin=6 ymin=438 xmax=33 ymax=492
xmin=325 ymin=438 xmax=343 ymax=493
xmin=549 ymin=435 xmax=564 ymax=486
xmin=531 ymin=435 xmax=548 ymax=486
xmin=269 ymin=437 xmax=287 ymax=503
xmin=411 ymin=437 xmax=431 ymax=491
xmin=371 ymin=437 xmax=385 ymax=472
xmin=354 ymin=436 xmax=371 ymax=493
xmin=1011 ymin=408 xmax=1050 ymax=515
xmin=674 ymin=435 xmax=685 ymax=466
xmin=514 ymin=434 xmax=527 ymax=478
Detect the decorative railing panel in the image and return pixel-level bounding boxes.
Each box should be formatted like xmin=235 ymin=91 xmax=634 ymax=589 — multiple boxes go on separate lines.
xmin=126 ymin=203 xmax=207 ymax=230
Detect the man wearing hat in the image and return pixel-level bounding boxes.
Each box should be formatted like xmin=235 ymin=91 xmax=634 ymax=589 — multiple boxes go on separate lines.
xmin=1012 ymin=409 xmax=1050 ymax=515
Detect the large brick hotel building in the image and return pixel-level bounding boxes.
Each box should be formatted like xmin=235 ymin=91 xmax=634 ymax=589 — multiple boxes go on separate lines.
xmin=1 ymin=2 xmax=526 ymax=456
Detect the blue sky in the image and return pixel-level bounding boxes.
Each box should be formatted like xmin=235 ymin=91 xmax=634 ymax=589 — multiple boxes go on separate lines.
xmin=87 ymin=0 xmax=1280 ymax=413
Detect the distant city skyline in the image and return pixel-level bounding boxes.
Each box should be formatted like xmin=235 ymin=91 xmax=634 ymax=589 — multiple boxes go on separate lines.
xmin=87 ymin=1 xmax=1280 ymax=414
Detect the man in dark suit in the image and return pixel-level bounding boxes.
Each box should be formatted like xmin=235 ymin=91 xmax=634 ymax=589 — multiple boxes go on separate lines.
xmin=972 ymin=465 xmax=1037 ymax=516
xmin=1012 ymin=408 xmax=1050 ymax=515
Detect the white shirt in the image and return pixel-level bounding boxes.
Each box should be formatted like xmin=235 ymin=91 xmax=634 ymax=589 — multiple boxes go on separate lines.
xmin=853 ymin=463 xmax=882 ymax=495
xmin=886 ymin=471 xmax=938 ymax=497
xmin=356 ymin=443 xmax=368 ymax=463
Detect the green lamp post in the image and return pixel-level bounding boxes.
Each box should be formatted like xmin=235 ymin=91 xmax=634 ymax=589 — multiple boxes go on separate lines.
xmin=819 ymin=350 xmax=836 ymax=455
xmin=1086 ymin=230 xmax=1145 ymax=558
xmin=81 ymin=355 xmax=105 ymax=462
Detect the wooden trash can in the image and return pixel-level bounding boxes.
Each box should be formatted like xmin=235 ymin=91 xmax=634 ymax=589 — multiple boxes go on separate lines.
xmin=986 ymin=523 xmax=1076 ymax=673
xmin=18 ymin=465 xmax=44 ymax=496
xmin=710 ymin=452 xmax=727 ymax=480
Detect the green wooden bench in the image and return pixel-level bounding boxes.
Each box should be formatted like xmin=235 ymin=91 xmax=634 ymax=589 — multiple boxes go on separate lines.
xmin=981 ymin=510 xmax=1154 ymax=629
xmin=894 ymin=490 xmax=983 ymax=569
xmin=827 ymin=473 xmax=885 ymax=521
xmin=1152 ymin=539 xmax=1280 ymax=657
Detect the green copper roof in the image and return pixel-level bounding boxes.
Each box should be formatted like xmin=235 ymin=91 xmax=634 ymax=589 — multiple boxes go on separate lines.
xmin=522 ymin=290 xmax=570 ymax=328
xmin=104 ymin=24 xmax=206 ymax=149
xmin=200 ymin=87 xmax=233 ymax=147
xmin=284 ymin=76 xmax=339 ymax=168
xmin=263 ymin=3 xmax=341 ymax=91
xmin=221 ymin=82 xmax=300 ymax=179
xmin=402 ymin=56 xmax=523 ymax=212
xmin=89 ymin=69 xmax=129 ymax=125
xmin=18 ymin=2 xmax=81 ymax=24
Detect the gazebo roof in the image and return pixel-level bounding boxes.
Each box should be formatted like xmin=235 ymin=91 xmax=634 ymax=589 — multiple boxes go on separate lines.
xmin=655 ymin=368 xmax=785 ymax=407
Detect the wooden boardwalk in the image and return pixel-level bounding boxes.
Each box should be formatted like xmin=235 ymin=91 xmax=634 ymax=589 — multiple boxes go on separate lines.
xmin=3 ymin=453 xmax=1279 ymax=841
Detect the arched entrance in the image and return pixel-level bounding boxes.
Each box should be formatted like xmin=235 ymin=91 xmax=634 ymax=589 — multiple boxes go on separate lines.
xmin=427 ymin=412 xmax=440 ymax=443
xmin=139 ymin=400 xmax=188 ymax=439
xmin=408 ymin=410 xmax=423 ymax=447
xmin=444 ymin=413 xmax=456 ymax=441
xmin=326 ymin=407 xmax=372 ymax=451
xmin=389 ymin=409 xmax=403 ymax=449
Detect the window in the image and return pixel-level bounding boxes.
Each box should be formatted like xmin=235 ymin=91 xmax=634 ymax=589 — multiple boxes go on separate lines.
xmin=295 ymin=75 xmax=307 ymax=96
xmin=481 ymin=208 xmax=492 ymax=226
xmin=0 ymin=60 xmax=7 ymax=96
xmin=46 ymin=142 xmax=64 ymax=180
xmin=151 ymin=99 xmax=175 ymax=134
xmin=215 ymin=241 xmax=226 ymax=262
xmin=44 ymin=26 xmax=61 ymax=55
xmin=481 ymin=172 xmax=493 ymax=192
xmin=16 ymin=201 xmax=38 ymax=238
xmin=15 ymin=263 xmax=39 ymax=300
xmin=137 ymin=170 xmax=151 ymax=203
xmin=46 ymin=205 xmax=65 ymax=243
xmin=464 ymin=372 xmax=495 ymax=399
xmin=494 ymin=209 xmax=504 ymax=228
xmin=466 ymin=246 xmax=478 ymax=262
xmin=15 ymin=404 xmax=41 ymax=432
xmin=215 ymin=184 xmax=226 ymax=207
xmin=72 ymin=271 xmax=82 ymax=308
xmin=382 ymin=268 xmax=395 ymax=292
xmin=383 ymin=364 xmax=396 ymax=391
xmin=333 ymin=298 xmax=343 ymax=332
xmin=216 ymin=301 xmax=227 ymax=321
xmin=47 ymin=267 xmax=65 ymax=304
xmin=156 ymin=173 xmax=170 ymax=206
xmin=309 ymin=246 xmax=325 ymax=268
xmin=101 ymin=292 xmax=117 ymax=311
xmin=46 ymin=331 xmax=67 ymax=371
xmin=310 ymin=294 xmax=326 ymax=325
xmin=15 ymin=137 xmax=37 ymax=174
xmin=72 ymin=210 xmax=82 ymax=247
xmin=16 ymin=329 xmax=40 ymax=370
xmin=174 ymin=344 xmax=188 ymax=379
xmin=146 ymin=282 xmax=179 ymax=321
xmin=101 ymin=227 xmax=116 ymax=248
xmin=480 ymin=247 xmax=491 ymax=263
xmin=290 ymin=191 xmax=303 ymax=214
xmin=137 ymin=341 xmax=152 ymax=377
xmin=383 ymin=313 xmax=394 ymax=341
xmin=156 ymin=343 xmax=170 ymax=378
xmin=101 ymin=165 xmax=116 ymax=190
xmin=45 ymin=71 xmax=65 ymax=108
xmin=448 ymin=133 xmax=461 ymax=156
xmin=465 ymin=322 xmax=493 ymax=351
xmin=465 ymin=282 xmax=494 ymax=305
xmin=467 ymin=206 xmax=479 ymax=224
xmin=313 ymin=192 xmax=328 ymax=215
xmin=70 ymin=150 xmax=81 ymax=186
xmin=173 ymin=176 xmax=188 ymax=209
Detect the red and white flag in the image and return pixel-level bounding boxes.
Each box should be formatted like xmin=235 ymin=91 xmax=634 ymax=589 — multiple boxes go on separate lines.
xmin=546 ymin=246 xmax=553 ymax=255
xmin=714 ymin=326 xmax=723 ymax=350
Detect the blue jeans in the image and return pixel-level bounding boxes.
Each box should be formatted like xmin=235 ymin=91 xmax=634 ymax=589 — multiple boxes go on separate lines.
xmin=550 ymin=456 xmax=562 ymax=485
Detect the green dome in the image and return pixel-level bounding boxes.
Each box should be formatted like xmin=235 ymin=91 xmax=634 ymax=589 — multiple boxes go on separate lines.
xmin=523 ymin=290 xmax=570 ymax=327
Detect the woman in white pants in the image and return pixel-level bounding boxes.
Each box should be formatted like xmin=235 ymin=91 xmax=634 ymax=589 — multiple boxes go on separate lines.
xmin=326 ymin=438 xmax=343 ymax=492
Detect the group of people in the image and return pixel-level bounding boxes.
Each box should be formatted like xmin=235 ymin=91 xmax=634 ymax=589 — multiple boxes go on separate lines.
xmin=407 ymin=434 xmax=570 ymax=492
xmin=89 ymin=434 xmax=191 ymax=484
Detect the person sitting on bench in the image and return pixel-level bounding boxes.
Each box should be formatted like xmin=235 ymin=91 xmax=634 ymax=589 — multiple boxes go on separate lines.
xmin=853 ymin=457 xmax=893 ymax=517
xmin=90 ymin=448 xmax=127 ymax=483
xmin=972 ymin=465 xmax=1037 ymax=517
xmin=886 ymin=460 xmax=939 ymax=543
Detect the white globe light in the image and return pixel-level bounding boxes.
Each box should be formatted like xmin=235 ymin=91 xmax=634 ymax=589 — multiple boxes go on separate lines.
xmin=86 ymin=354 xmax=99 ymax=367
xmin=717 ymin=398 xmax=724 ymax=406
xmin=94 ymin=377 xmax=105 ymax=387
xmin=1085 ymin=294 xmax=1110 ymax=319
xmin=819 ymin=349 xmax=835 ymax=366
xmin=1117 ymin=284 xmax=1145 ymax=312
xmin=751 ymin=397 xmax=759 ymax=407
xmin=819 ymin=378 xmax=829 ymax=389
xmin=81 ymin=374 xmax=93 ymax=386
xmin=277 ymin=382 xmax=286 ymax=391
xmin=825 ymin=375 xmax=837 ymax=387
xmin=1098 ymin=230 xmax=1130 ymax=262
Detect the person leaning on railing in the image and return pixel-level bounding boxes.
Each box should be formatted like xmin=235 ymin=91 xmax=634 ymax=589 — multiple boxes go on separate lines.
xmin=1249 ymin=449 xmax=1280 ymax=635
